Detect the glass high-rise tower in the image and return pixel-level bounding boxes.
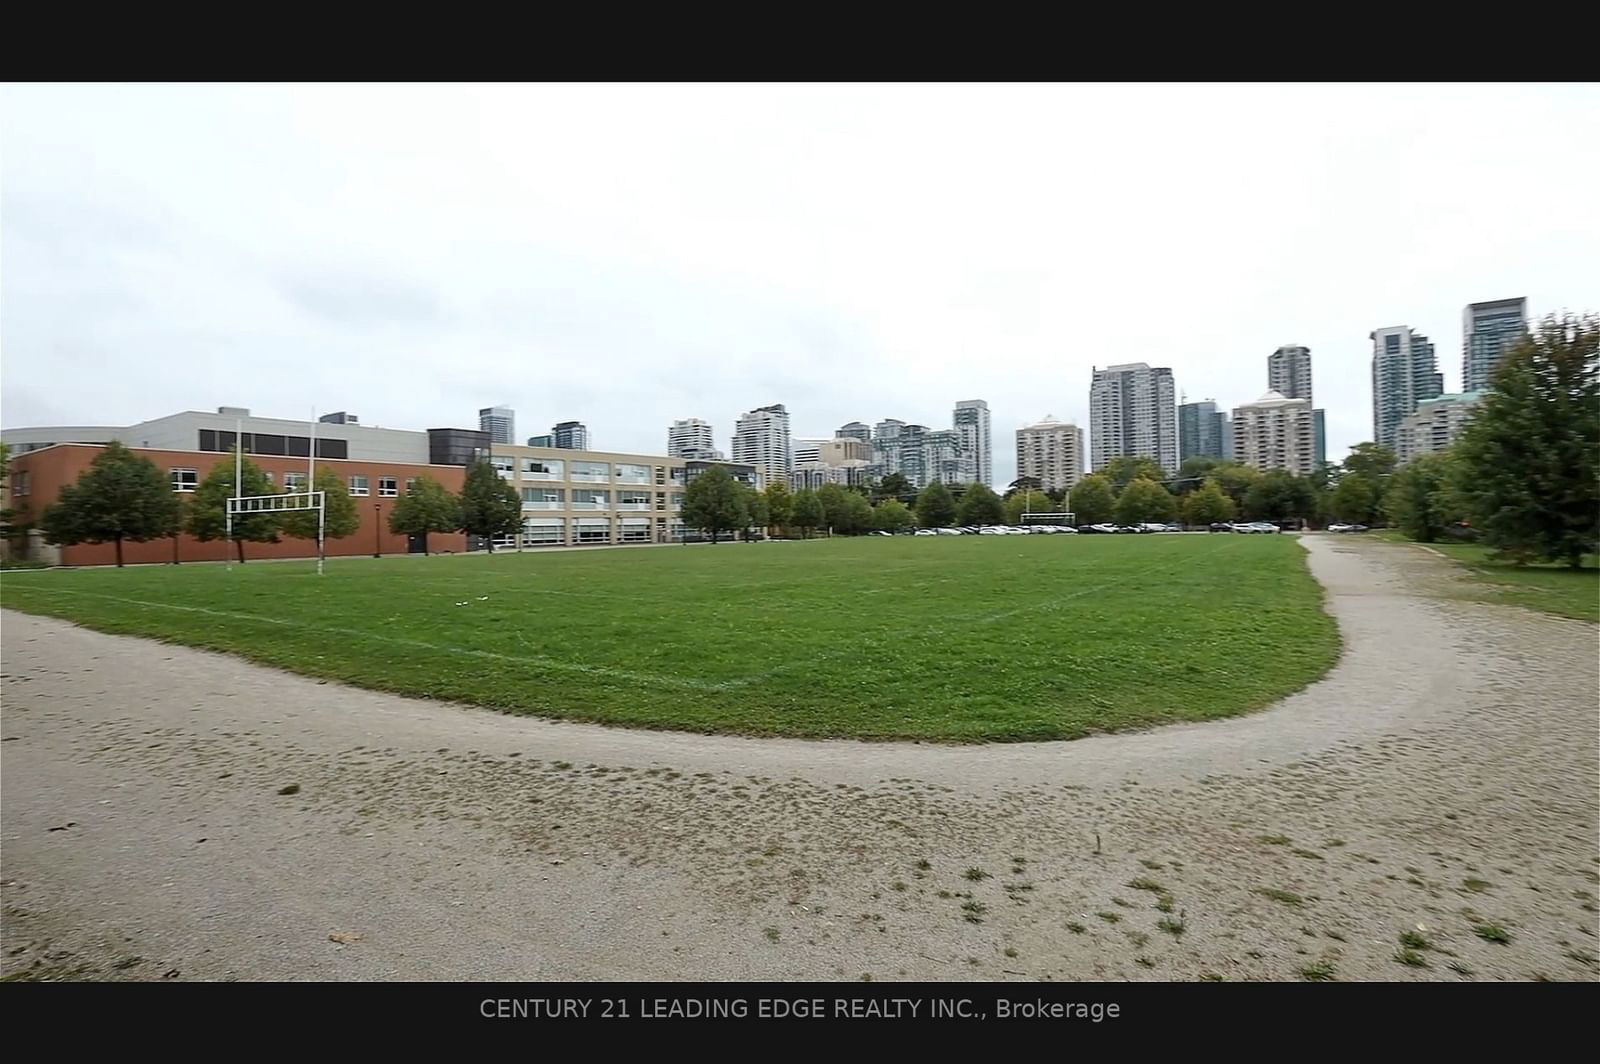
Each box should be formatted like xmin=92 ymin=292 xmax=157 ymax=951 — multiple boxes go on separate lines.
xmin=1462 ymin=298 xmax=1528 ymax=393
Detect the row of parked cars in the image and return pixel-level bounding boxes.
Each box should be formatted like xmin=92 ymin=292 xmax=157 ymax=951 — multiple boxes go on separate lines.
xmin=897 ymin=524 xmax=1078 ymax=537
xmin=1207 ymin=521 xmax=1286 ymax=534
xmin=885 ymin=522 xmax=1194 ymax=537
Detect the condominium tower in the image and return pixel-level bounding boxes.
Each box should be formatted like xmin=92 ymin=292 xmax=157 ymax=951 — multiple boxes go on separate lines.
xmin=551 ymin=421 xmax=589 ymax=450
xmin=478 ymin=406 xmax=515 ymax=445
xmin=1462 ymin=297 xmax=1529 ymax=393
xmin=1178 ymin=400 xmax=1230 ymax=463
xmin=1394 ymin=392 xmax=1484 ymax=465
xmin=1089 ymin=363 xmax=1178 ymax=473
xmin=730 ymin=404 xmax=791 ymax=487
xmin=1371 ymin=326 xmax=1443 ymax=451
xmin=1015 ymin=416 xmax=1085 ymax=493
xmin=1232 ymin=391 xmax=1316 ymax=476
xmin=952 ymin=400 xmax=993 ymax=487
xmin=1267 ymin=345 xmax=1313 ymax=406
xmin=666 ymin=417 xmax=721 ymax=460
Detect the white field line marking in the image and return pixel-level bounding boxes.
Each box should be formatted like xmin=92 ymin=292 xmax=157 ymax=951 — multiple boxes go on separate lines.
xmin=9 ymin=585 xmax=731 ymax=693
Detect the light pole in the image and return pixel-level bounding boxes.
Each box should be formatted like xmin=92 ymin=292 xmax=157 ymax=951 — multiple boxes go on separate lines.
xmin=373 ymin=502 xmax=382 ymax=558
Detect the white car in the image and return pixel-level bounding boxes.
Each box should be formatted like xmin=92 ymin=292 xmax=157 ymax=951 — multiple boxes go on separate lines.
xmin=913 ymin=528 xmax=937 ymax=536
xmin=934 ymin=527 xmax=963 ymax=535
xmin=978 ymin=526 xmax=1005 ymax=535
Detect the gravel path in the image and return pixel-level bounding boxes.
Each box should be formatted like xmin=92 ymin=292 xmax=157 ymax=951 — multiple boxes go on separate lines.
xmin=3 ymin=535 xmax=1596 ymax=982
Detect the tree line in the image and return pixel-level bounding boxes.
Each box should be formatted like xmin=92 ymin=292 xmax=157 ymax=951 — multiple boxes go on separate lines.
xmin=1380 ymin=312 xmax=1597 ymax=568
xmin=30 ymin=451 xmax=526 ymax=566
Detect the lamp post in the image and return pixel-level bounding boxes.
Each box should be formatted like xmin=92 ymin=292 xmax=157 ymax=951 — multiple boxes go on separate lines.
xmin=373 ymin=502 xmax=382 ymax=558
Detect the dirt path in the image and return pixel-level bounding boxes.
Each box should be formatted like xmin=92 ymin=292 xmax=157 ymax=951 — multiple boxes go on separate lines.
xmin=3 ymin=536 xmax=1596 ymax=982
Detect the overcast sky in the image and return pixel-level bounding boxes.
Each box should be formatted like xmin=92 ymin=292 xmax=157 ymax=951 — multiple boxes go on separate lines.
xmin=4 ymin=84 xmax=1597 ymax=486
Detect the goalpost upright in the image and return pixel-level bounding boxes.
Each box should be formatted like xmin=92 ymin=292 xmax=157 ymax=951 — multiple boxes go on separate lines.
xmin=224 ymin=412 xmax=327 ymax=574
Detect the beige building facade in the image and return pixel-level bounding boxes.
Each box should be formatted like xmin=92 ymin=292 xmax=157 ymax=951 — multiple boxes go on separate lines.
xmin=1014 ymin=416 xmax=1085 ymax=493
xmin=488 ymin=443 xmax=690 ymax=547
xmin=1232 ymin=391 xmax=1315 ymax=476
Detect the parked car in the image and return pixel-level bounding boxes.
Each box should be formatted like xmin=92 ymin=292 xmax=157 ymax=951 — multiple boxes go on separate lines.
xmin=913 ymin=528 xmax=936 ymax=536
xmin=870 ymin=529 xmax=892 ymax=536
xmin=1236 ymin=521 xmax=1281 ymax=534
xmin=1208 ymin=522 xmax=1232 ymax=533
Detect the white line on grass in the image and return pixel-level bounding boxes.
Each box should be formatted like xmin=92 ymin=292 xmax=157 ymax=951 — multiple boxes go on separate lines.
xmin=7 ymin=585 xmax=732 ymax=693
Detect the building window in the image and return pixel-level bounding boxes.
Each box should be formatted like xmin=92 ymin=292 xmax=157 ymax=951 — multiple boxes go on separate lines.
xmin=576 ymin=522 xmax=611 ymax=544
xmin=521 ymin=458 xmax=564 ymax=480
xmin=619 ymin=522 xmax=651 ymax=543
xmin=171 ymin=468 xmax=198 ymax=493
xmin=349 ymin=475 xmax=370 ymax=496
xmin=571 ymin=489 xmax=609 ymax=510
xmin=11 ymin=469 xmax=31 ymax=497
xmin=671 ymin=492 xmax=684 ymax=509
xmin=284 ymin=472 xmax=308 ymax=491
xmin=379 ymin=476 xmax=398 ymax=497
xmin=521 ymin=487 xmax=565 ymax=510
xmin=617 ymin=489 xmax=651 ymax=511
xmin=491 ymin=455 xmax=515 ymax=479
xmin=197 ymin=430 xmax=346 ymax=460
xmin=615 ymin=463 xmax=650 ymax=484
xmin=570 ymin=460 xmax=610 ymax=482
xmin=405 ymin=477 xmax=419 ymax=493
xmin=521 ymin=518 xmax=565 ymax=545
xmin=654 ymin=466 xmax=667 ymax=485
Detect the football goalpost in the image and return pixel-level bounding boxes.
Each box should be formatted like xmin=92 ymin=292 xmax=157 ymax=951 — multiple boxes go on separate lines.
xmin=224 ymin=413 xmax=328 ymax=574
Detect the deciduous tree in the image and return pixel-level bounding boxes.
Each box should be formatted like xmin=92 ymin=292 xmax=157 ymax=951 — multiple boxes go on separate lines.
xmin=1003 ymin=490 xmax=1052 ymax=525
xmin=762 ymin=480 xmax=793 ymax=534
xmin=681 ymin=464 xmax=748 ymax=545
xmin=38 ymin=441 xmax=182 ymax=567
xmin=790 ymin=489 xmax=824 ymax=539
xmin=1181 ymin=479 xmax=1235 ymax=526
xmin=1067 ymin=475 xmax=1115 ymax=525
xmin=280 ymin=467 xmax=359 ymax=543
xmin=873 ymin=498 xmax=916 ymax=532
xmin=458 ymin=460 xmax=522 ymax=551
xmin=1098 ymin=456 xmax=1165 ymax=494
xmin=387 ymin=475 xmax=462 ymax=555
xmin=1452 ymin=312 xmax=1599 ymax=567
xmin=1386 ymin=452 xmax=1461 ymax=543
xmin=1325 ymin=472 xmax=1383 ymax=526
xmin=1243 ymin=470 xmax=1317 ymax=523
xmin=914 ymin=481 xmax=957 ymax=528
xmin=816 ymin=483 xmax=852 ymax=534
xmin=1341 ymin=442 xmax=1398 ymax=483
xmin=1114 ymin=477 xmax=1177 ymax=525
xmin=185 ymin=450 xmax=280 ymax=563
xmin=955 ymin=482 xmax=1005 ymax=526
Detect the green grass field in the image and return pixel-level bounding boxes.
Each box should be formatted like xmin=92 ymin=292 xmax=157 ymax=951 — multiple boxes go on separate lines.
xmin=0 ymin=535 xmax=1340 ymax=742
xmin=1375 ymin=533 xmax=1598 ymax=624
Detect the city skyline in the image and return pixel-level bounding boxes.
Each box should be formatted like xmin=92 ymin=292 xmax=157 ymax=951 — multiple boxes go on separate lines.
xmin=5 ymin=85 xmax=1596 ymax=489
